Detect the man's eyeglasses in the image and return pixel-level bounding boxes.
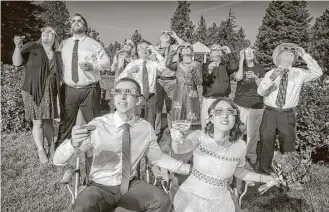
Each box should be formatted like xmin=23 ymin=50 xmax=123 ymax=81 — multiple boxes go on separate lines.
xmin=281 ymin=47 xmax=297 ymax=52
xmin=112 ymin=88 xmax=140 ymax=97
xmin=210 ymin=108 xmax=237 ymax=116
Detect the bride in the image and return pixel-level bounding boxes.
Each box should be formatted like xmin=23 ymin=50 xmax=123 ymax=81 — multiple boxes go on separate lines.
xmin=170 ymin=97 xmax=276 ymax=212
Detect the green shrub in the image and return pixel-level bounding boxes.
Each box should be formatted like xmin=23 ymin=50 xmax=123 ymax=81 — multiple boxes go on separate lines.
xmin=295 ymin=81 xmax=329 ymax=161
xmin=1 ymin=63 xmax=32 ymax=133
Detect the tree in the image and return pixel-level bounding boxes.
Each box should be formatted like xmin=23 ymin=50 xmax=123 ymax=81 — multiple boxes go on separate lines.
xmin=255 ymin=1 xmax=312 ymax=71
xmin=87 ymin=27 xmax=104 ymax=47
xmin=131 ymin=30 xmax=142 ymax=47
xmin=219 ymin=9 xmax=238 ymax=51
xmin=206 ymin=22 xmax=220 ymax=46
xmin=170 ymin=1 xmax=195 ymax=43
xmin=236 ymin=27 xmax=251 ymax=53
xmin=309 ymin=8 xmax=329 ymax=76
xmin=1 ymin=1 xmax=43 ymax=64
xmin=193 ymin=15 xmax=208 ymax=45
xmin=38 ymin=1 xmax=71 ymax=41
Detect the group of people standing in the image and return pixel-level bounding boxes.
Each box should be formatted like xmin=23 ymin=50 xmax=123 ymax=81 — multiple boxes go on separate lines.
xmin=13 ymin=12 xmax=323 ymax=212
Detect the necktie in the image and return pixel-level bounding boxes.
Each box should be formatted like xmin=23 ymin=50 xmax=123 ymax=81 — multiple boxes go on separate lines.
xmin=276 ymin=69 xmax=289 ymax=109
xmin=72 ymin=40 xmax=79 ymax=83
xmin=120 ymin=123 xmax=131 ymax=195
xmin=142 ymin=61 xmax=150 ymax=99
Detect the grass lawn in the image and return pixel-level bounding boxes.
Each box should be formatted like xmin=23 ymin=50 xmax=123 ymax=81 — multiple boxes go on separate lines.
xmin=2 ymin=75 xmax=329 ymax=212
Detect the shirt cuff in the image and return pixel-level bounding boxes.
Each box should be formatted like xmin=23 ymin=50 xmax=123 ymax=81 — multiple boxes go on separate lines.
xmin=176 ymin=163 xmax=191 ymax=175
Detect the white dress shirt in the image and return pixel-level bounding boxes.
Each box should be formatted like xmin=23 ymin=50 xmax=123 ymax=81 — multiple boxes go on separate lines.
xmin=257 ymin=54 xmax=323 ymax=109
xmin=117 ymin=59 xmax=166 ymax=95
xmin=59 ymin=36 xmax=111 ymax=87
xmin=53 ymin=112 xmax=190 ymax=186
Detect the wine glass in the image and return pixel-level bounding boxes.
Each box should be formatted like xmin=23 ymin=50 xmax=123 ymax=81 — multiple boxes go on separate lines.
xmin=172 ymin=120 xmax=191 ymax=144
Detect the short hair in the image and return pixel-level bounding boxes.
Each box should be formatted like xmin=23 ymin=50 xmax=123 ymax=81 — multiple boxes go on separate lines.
xmin=116 ymin=77 xmax=142 ymax=97
xmin=137 ymin=40 xmax=152 ymax=48
xmin=204 ymin=97 xmax=244 ymax=142
xmin=38 ymin=26 xmax=60 ymax=52
xmin=73 ymin=13 xmax=88 ymax=33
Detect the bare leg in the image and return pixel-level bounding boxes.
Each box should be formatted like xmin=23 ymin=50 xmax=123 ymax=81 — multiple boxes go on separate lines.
xmin=32 ymin=120 xmax=48 ymax=163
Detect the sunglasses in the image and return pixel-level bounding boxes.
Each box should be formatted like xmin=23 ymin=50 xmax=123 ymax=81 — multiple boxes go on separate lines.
xmin=210 ymin=108 xmax=237 ymax=116
xmin=281 ymin=47 xmax=297 ymax=52
xmin=111 ymin=88 xmax=140 ymax=97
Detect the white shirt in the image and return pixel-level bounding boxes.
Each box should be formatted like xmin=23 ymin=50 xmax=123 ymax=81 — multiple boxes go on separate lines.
xmin=53 ymin=112 xmax=190 ymax=186
xmin=118 ymin=58 xmax=166 ymax=95
xmin=257 ymin=54 xmax=323 ymax=109
xmin=59 ymin=36 xmax=111 ymax=87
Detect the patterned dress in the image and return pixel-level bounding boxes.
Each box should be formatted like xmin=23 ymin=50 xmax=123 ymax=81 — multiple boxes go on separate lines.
xmin=22 ymin=56 xmax=59 ymax=120
xmin=166 ymin=56 xmax=203 ymax=129
xmin=173 ymin=130 xmax=247 ymax=212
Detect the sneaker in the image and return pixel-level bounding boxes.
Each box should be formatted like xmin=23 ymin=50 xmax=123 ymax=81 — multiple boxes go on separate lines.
xmin=38 ymin=149 xmax=48 ymax=163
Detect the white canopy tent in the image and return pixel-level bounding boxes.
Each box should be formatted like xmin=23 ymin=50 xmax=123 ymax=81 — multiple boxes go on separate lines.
xmin=193 ymin=41 xmax=210 ymax=63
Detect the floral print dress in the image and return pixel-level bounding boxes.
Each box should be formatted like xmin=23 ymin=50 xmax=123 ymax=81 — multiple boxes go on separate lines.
xmin=166 ymin=53 xmax=203 ymax=129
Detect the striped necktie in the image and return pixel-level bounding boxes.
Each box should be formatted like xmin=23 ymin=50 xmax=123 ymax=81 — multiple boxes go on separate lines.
xmin=120 ymin=123 xmax=131 ymax=195
xmin=142 ymin=61 xmax=150 ymax=99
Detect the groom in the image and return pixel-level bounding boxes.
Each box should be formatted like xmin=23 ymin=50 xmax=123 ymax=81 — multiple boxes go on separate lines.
xmin=54 ymin=77 xmax=191 ymax=212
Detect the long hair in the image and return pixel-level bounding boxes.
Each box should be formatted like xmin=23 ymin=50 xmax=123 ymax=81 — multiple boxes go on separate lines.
xmin=243 ymin=47 xmax=259 ymax=67
xmin=204 ymin=97 xmax=244 ymax=142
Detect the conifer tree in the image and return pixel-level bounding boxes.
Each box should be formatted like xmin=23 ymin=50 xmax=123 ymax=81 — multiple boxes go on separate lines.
xmin=309 ymin=8 xmax=329 ymax=76
xmin=170 ymin=1 xmax=195 ymax=43
xmin=255 ymin=1 xmax=312 ymax=71
xmin=193 ymin=15 xmax=208 ymax=44
xmin=131 ymin=30 xmax=143 ymax=47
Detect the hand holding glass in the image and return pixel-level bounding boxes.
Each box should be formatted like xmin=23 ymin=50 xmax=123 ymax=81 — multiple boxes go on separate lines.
xmin=172 ymin=120 xmax=191 ymax=144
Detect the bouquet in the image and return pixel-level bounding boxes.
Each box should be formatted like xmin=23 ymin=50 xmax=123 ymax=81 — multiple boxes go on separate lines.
xmin=258 ymin=151 xmax=311 ymax=194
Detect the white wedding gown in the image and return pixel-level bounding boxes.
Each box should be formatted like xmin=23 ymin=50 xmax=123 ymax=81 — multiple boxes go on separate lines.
xmin=173 ymin=130 xmax=247 ymax=212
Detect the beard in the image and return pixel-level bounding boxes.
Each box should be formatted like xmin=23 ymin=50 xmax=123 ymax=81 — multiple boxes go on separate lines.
xmin=71 ymin=24 xmax=86 ymax=34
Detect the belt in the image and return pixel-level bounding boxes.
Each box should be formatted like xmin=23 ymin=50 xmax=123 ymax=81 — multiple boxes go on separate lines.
xmin=143 ymin=93 xmax=155 ymax=100
xmin=265 ymin=105 xmax=294 ymax=112
xmin=204 ymin=95 xmax=228 ymax=99
xmin=66 ymin=82 xmax=99 ymax=89
xmin=158 ymin=76 xmax=176 ymax=80
xmin=192 ymin=168 xmax=229 ymax=187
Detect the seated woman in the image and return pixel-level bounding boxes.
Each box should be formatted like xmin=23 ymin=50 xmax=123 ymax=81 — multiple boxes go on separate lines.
xmin=170 ymin=98 xmax=276 ymax=212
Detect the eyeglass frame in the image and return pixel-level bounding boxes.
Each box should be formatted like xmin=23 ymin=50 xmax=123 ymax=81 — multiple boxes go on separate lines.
xmin=210 ymin=108 xmax=237 ymax=116
xmin=41 ymin=27 xmax=56 ymax=35
xmin=111 ymin=88 xmax=141 ymax=97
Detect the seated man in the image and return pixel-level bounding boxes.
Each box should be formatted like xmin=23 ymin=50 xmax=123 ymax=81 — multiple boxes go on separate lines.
xmin=53 ymin=77 xmax=191 ymax=212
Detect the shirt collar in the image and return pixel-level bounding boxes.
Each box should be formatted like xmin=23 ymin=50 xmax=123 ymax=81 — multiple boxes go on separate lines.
xmin=113 ymin=111 xmax=136 ymax=129
xmin=278 ymin=65 xmax=292 ymax=72
xmin=72 ymin=35 xmax=87 ymax=43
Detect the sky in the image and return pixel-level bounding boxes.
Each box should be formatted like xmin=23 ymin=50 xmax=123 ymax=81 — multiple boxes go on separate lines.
xmin=66 ymin=1 xmax=329 ymax=46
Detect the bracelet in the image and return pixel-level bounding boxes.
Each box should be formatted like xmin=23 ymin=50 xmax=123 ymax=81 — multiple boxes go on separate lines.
xmin=259 ymin=174 xmax=263 ymax=183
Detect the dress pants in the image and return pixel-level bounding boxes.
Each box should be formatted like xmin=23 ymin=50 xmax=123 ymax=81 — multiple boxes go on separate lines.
xmin=73 ymin=179 xmax=171 ymax=212
xmin=259 ymin=106 xmax=296 ymax=174
xmin=236 ymin=105 xmax=264 ymax=163
xmin=138 ymin=93 xmax=157 ymax=129
xmin=57 ymin=83 xmax=101 ymax=175
xmin=155 ymin=79 xmax=176 ymax=135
